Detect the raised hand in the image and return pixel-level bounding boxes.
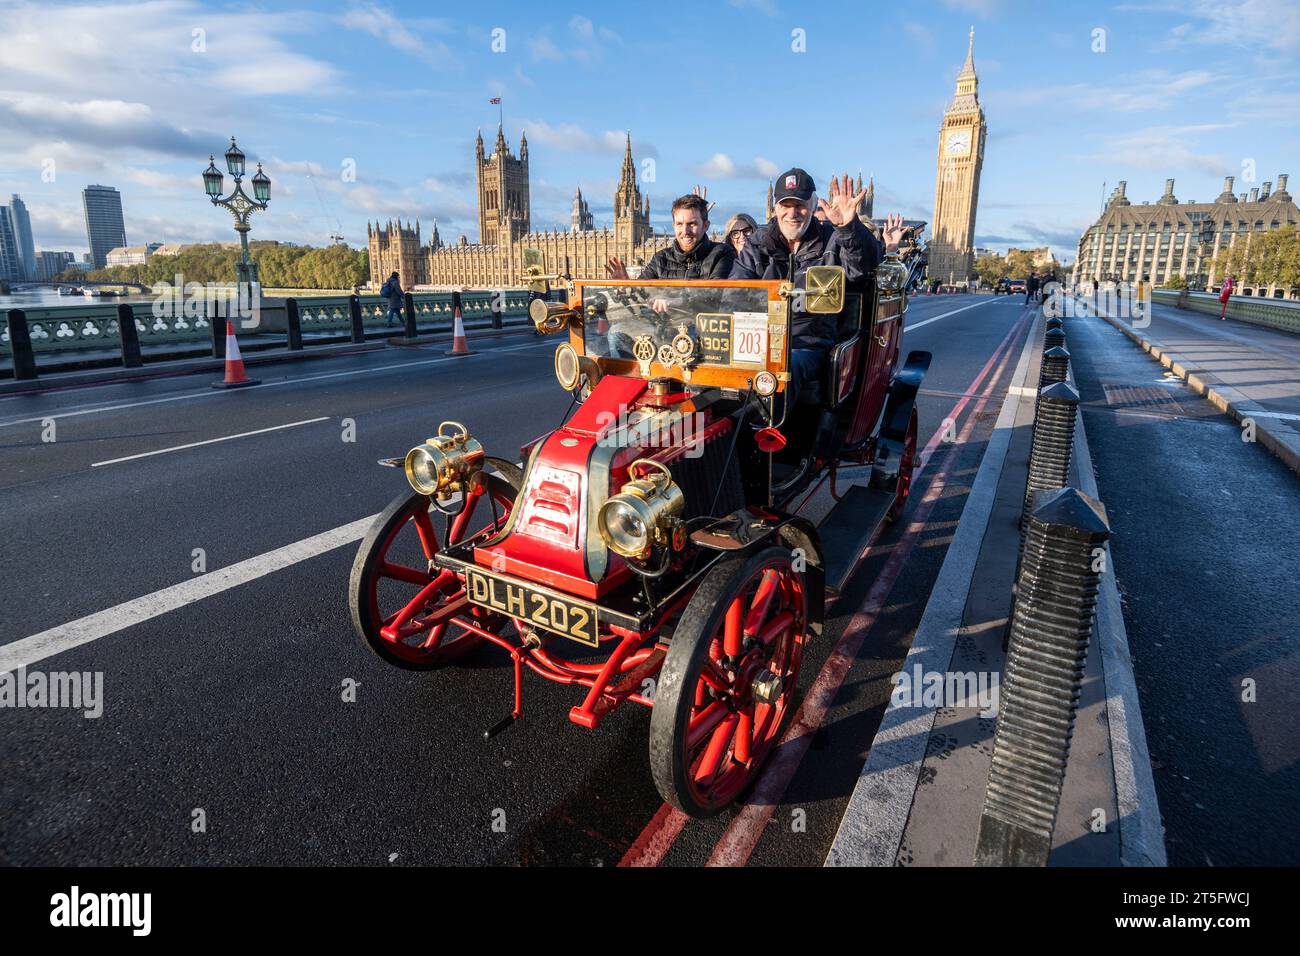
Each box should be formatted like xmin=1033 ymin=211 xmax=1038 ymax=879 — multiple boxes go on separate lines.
xmin=882 ymin=213 xmax=907 ymax=252
xmin=692 ymin=184 xmax=716 ymax=214
xmin=605 ymin=255 xmax=629 ymax=279
xmin=817 ymin=173 xmax=867 ymax=228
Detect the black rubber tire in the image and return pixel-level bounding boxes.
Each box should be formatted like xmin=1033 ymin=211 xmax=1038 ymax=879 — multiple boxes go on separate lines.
xmin=349 ymin=468 xmax=521 ymax=670
xmin=649 ymin=545 xmax=806 ymax=818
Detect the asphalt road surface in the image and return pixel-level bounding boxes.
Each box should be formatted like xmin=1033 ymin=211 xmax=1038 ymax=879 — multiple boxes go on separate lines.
xmin=2 ymin=293 xmax=1043 ymax=866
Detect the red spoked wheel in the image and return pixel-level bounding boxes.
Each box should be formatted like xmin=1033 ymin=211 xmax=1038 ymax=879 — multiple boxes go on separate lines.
xmin=650 ymin=545 xmax=810 ymax=817
xmin=349 ymin=466 xmax=521 ymax=670
xmin=886 ymin=407 xmax=919 ymax=523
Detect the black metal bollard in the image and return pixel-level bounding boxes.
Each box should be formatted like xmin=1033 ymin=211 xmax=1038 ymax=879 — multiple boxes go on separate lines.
xmin=1039 ymin=345 xmax=1070 ymax=389
xmin=348 ymin=295 xmax=364 ymax=343
xmin=1022 ymin=382 xmax=1080 ymax=531
xmin=403 ymin=291 xmax=417 ymax=338
xmin=1044 ymin=327 xmax=1066 ymax=350
xmin=117 ymin=303 xmax=142 ymax=369
xmin=211 ymin=298 xmax=225 ymax=357
xmin=285 ymin=298 xmax=303 ymax=351
xmin=1045 ymin=315 xmax=1064 ymax=331
xmin=976 ymin=487 xmax=1110 ymax=867
xmin=6 ymin=309 xmax=38 ymax=380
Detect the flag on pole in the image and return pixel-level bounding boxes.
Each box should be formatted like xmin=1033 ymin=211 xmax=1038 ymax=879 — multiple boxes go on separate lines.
xmin=489 ymin=97 xmax=501 ymax=105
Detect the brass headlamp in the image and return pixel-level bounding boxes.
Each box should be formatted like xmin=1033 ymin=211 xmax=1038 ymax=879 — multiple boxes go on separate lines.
xmin=597 ymin=459 xmax=684 ymax=560
xmin=405 ymin=421 xmax=485 ymax=498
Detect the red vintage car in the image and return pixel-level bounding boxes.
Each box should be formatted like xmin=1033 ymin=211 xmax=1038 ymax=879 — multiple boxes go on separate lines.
xmin=349 ymin=245 xmax=930 ymax=817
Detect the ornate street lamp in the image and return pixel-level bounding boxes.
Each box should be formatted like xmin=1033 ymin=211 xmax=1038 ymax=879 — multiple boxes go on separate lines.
xmin=1195 ymin=217 xmax=1216 ymax=292
xmin=202 ymin=136 xmax=270 ymax=285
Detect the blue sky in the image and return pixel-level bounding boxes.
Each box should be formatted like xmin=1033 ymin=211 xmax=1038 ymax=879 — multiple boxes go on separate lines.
xmin=1 ymin=0 xmax=1297 ymax=264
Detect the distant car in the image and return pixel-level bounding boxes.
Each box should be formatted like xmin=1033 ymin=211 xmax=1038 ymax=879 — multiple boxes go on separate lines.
xmin=1007 ymin=278 xmax=1027 ymax=294
xmin=995 ymin=278 xmax=1012 ymax=295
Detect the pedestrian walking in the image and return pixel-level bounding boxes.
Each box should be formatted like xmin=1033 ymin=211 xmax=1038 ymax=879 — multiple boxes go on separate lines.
xmin=1219 ymin=274 xmax=1234 ymax=320
xmin=380 ymin=271 xmax=403 ymax=328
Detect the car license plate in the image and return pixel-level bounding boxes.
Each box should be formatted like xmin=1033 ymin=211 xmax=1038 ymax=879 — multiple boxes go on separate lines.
xmin=463 ymin=566 xmax=600 ymax=647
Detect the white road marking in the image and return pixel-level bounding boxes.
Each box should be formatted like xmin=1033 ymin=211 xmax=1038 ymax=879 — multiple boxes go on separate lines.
xmin=0 ymin=514 xmax=379 ymax=673
xmin=905 ymin=297 xmax=1002 ymax=332
xmin=90 ymin=416 xmax=331 ymax=467
xmin=0 ymin=338 xmax=553 ymax=429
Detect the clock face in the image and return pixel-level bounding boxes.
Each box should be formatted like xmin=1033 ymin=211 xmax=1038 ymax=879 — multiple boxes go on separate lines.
xmin=946 ymin=129 xmax=971 ymax=156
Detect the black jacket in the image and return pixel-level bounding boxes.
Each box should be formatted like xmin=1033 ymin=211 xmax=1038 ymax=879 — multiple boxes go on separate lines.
xmin=730 ymin=217 xmax=884 ymax=349
xmin=641 ymin=236 xmax=735 ymax=280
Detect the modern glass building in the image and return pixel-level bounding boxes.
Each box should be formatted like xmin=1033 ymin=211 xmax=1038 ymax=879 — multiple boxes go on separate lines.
xmin=82 ymin=184 xmax=127 ymax=270
xmin=3 ymin=195 xmax=36 ymax=280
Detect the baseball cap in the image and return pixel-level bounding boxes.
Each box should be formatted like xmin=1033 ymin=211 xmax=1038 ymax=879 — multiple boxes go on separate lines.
xmin=774 ymin=168 xmax=816 ymax=203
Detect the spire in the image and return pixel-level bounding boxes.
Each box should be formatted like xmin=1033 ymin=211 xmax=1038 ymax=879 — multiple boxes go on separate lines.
xmin=519 ymin=129 xmax=528 ymax=160
xmin=952 ymin=27 xmax=979 ymax=103
xmin=958 ymin=26 xmax=976 ymax=78
xmin=766 ymin=179 xmax=775 ymax=221
xmin=495 ymin=123 xmax=508 ymax=155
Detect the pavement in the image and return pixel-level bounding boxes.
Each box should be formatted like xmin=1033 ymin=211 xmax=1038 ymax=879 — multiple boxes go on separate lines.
xmin=0 ymin=292 xmax=1200 ymax=867
xmin=1070 ymin=293 xmax=1300 ymax=475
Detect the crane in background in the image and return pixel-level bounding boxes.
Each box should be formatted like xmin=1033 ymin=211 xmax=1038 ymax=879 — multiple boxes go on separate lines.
xmin=306 ymin=173 xmax=346 ymax=245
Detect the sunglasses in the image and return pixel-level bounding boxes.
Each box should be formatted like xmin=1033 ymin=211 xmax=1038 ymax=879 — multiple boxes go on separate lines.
xmin=730 ymin=227 xmax=754 ymax=238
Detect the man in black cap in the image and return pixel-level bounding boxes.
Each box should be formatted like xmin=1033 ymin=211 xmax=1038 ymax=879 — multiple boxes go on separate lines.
xmin=731 ymin=169 xmax=906 ymax=406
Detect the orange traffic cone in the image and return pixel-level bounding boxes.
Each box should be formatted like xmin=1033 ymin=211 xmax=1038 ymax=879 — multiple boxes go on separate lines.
xmin=211 ymin=320 xmax=259 ymax=389
xmin=445 ymin=304 xmax=473 ymax=356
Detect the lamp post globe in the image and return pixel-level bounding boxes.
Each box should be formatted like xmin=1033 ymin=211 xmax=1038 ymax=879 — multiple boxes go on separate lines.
xmin=203 ymin=157 xmax=224 ymax=198
xmin=224 ymin=136 xmax=246 ymax=178
xmin=251 ymin=164 xmax=271 ymax=203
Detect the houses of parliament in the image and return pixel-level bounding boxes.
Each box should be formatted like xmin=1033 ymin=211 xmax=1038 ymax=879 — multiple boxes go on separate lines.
xmin=368 ymin=127 xmax=674 ymax=289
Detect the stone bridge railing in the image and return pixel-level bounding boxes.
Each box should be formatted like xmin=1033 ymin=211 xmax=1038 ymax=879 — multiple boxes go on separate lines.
xmin=2 ymin=289 xmax=535 ymax=380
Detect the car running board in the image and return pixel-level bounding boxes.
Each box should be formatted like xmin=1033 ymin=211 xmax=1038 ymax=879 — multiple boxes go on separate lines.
xmin=819 ymin=483 xmax=897 ymax=598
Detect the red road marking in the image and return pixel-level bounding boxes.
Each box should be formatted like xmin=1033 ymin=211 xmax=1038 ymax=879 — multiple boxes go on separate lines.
xmin=706 ymin=314 xmax=1027 ymax=866
xmin=618 ymin=307 xmax=1031 ymax=867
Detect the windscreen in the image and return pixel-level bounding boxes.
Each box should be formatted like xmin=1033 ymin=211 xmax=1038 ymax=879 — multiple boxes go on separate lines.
xmin=582 ymin=285 xmax=771 ymax=367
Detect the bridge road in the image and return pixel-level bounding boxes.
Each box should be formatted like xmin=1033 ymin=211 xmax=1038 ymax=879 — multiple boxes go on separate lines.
xmin=0 ymin=294 xmax=1034 ymax=866
xmin=1064 ymin=307 xmax=1300 ymax=866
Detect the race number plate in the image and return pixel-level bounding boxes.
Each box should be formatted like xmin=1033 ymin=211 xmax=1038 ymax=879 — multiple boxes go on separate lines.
xmin=730 ymin=311 xmax=768 ymax=365
xmin=463 ymin=566 xmax=600 ymax=647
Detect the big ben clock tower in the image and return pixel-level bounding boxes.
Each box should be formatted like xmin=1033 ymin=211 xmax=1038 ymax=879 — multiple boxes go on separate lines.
xmin=930 ymin=28 xmax=986 ymax=286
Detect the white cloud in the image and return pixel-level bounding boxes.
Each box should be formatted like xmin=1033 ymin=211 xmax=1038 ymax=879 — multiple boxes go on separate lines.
xmin=1095 ymin=123 xmax=1235 ymax=176
xmin=521 ymin=120 xmax=658 ymax=158
xmin=528 ymin=36 xmax=565 ymax=63
xmin=904 ymin=21 xmax=935 ymax=51
xmin=692 ymin=153 xmax=779 ymax=179
xmin=1130 ymin=0 xmax=1300 ymax=52
xmin=341 ymin=4 xmax=442 ymax=61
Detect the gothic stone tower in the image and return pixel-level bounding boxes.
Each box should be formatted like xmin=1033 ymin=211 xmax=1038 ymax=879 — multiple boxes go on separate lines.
xmin=571 ymin=187 xmax=593 ymax=232
xmin=476 ymin=126 xmax=531 ymax=247
xmin=367 ymin=219 xmax=427 ymax=288
xmin=930 ymin=28 xmax=986 ymax=284
xmin=614 ymin=133 xmax=651 ymax=250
